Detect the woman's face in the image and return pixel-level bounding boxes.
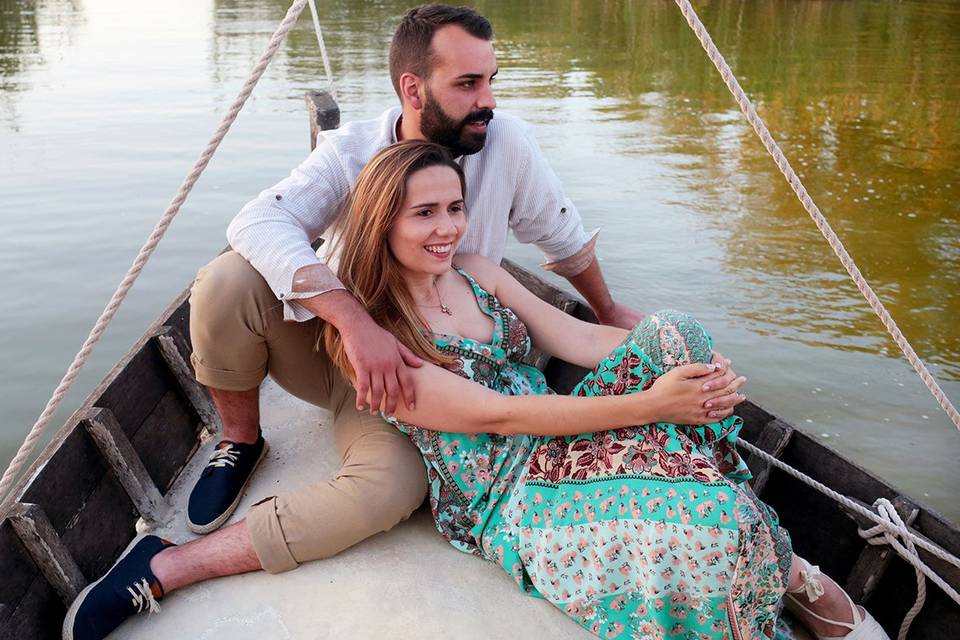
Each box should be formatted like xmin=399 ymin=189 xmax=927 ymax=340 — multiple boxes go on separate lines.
xmin=388 ymin=164 xmax=466 ymax=277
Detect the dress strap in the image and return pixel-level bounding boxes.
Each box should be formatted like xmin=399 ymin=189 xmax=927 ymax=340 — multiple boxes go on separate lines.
xmin=453 ymin=266 xmax=493 ymax=312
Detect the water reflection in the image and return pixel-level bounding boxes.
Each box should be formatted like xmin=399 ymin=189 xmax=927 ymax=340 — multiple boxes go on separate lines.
xmin=208 ymin=0 xmax=959 ymax=378
xmin=0 ymin=0 xmax=84 ymax=127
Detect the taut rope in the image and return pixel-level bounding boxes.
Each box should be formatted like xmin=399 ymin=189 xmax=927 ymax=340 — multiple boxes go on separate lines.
xmin=0 ymin=0 xmax=313 ymax=505
xmin=672 ymin=0 xmax=960 ymax=434
xmin=671 ymin=0 xmax=960 ymax=633
xmin=307 ymin=0 xmax=337 ymax=100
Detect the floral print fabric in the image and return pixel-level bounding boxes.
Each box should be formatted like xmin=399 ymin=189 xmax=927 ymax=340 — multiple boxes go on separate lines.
xmin=385 ymin=269 xmax=792 ymax=639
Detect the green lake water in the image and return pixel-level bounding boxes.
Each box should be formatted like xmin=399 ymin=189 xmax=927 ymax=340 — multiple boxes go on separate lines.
xmin=1 ymin=0 xmax=958 ymax=521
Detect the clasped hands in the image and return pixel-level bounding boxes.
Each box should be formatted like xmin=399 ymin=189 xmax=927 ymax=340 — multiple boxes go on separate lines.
xmin=646 ymin=351 xmax=748 ymax=425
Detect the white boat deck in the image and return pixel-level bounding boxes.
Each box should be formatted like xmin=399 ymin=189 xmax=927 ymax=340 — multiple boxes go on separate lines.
xmin=113 ymin=380 xmax=592 ymax=639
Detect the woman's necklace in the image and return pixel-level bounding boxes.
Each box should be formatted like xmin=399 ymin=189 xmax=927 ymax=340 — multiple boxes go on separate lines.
xmin=418 ymin=278 xmax=453 ymax=316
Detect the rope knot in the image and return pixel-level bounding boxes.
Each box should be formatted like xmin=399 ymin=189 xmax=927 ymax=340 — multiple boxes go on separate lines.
xmin=856 ymin=498 xmax=927 ymax=640
xmin=857 ymin=497 xmax=904 ymax=547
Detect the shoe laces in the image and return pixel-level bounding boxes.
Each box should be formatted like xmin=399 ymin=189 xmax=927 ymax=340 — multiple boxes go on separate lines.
xmin=207 ymin=444 xmax=239 ymax=469
xmin=127 ymin=578 xmax=161 ymax=615
xmin=791 ymin=562 xmax=826 ymax=602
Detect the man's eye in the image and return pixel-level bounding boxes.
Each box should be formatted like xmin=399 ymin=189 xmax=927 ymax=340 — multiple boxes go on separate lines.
xmin=461 ymin=80 xmax=474 ymax=88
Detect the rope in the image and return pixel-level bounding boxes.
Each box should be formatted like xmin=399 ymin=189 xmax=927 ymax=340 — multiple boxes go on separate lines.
xmin=740 ymin=440 xmax=960 ymax=606
xmin=671 ymin=0 xmax=960 ymax=629
xmin=308 ymin=0 xmax=337 ymax=99
xmin=0 ymin=0 xmax=312 ymax=506
xmin=858 ymin=498 xmax=926 ymax=640
xmin=672 ymin=0 xmax=960 ymax=434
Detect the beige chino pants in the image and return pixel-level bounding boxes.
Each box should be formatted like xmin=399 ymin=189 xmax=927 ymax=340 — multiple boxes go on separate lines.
xmin=188 ymin=251 xmax=427 ymax=573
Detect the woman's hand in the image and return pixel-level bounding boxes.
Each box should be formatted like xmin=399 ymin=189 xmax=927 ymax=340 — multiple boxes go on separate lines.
xmin=646 ymin=363 xmax=747 ymax=425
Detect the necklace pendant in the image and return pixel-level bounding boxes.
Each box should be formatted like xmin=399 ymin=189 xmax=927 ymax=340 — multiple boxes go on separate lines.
xmin=440 ymin=304 xmax=452 ymax=316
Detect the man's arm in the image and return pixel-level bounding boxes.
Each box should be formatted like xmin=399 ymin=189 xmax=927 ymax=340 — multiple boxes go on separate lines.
xmin=564 ymin=256 xmax=645 ymax=329
xmin=231 ymin=135 xmax=422 ymax=412
xmin=505 ymin=119 xmax=644 ymax=329
xmin=291 ymin=266 xmax=422 ymax=414
xmin=227 ymin=141 xmax=352 ymax=320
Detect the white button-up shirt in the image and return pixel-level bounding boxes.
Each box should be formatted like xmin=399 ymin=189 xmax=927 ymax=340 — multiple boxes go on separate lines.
xmin=227 ymin=107 xmax=593 ymax=321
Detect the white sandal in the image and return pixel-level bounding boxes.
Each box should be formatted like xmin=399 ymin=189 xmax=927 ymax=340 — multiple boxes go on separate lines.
xmin=785 ymin=558 xmax=890 ymax=640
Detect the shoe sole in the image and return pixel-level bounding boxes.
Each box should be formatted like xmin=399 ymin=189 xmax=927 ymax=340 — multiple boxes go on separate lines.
xmin=61 ymin=534 xmax=162 ymax=640
xmin=186 ymin=441 xmax=270 ymax=535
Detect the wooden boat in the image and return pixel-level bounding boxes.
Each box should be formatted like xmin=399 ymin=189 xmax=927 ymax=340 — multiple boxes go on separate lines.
xmin=1 ymin=94 xmax=958 ymax=640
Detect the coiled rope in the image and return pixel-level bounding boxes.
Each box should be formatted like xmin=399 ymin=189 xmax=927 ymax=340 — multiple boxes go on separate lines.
xmin=0 ymin=0 xmax=313 ymax=505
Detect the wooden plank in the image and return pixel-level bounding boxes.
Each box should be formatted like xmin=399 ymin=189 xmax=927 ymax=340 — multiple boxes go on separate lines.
xmin=8 ymin=504 xmax=86 ymax=605
xmin=58 ymin=471 xmax=137 ymax=581
xmin=83 ymin=408 xmax=165 ymax=524
xmin=305 ymin=90 xmax=341 ymax=150
xmin=162 ymin=295 xmax=192 ymax=343
xmin=744 ymin=418 xmax=793 ymax=496
xmin=734 ymin=400 xmax=777 ymax=442
xmin=501 ymin=259 xmax=572 ymax=310
xmin=0 ymin=520 xmax=38 ymax=627
xmin=843 ymin=495 xmax=920 ymax=602
xmin=19 ymin=425 xmax=110 ymax=533
xmin=153 ymin=325 xmax=221 ymax=437
xmin=96 ymin=344 xmax=173 ymax=441
xmin=129 ymin=390 xmax=200 ymax=493
xmin=0 ymin=575 xmax=62 ymax=640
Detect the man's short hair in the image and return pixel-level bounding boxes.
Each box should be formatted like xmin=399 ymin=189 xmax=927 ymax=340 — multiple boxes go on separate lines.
xmin=389 ymin=4 xmax=493 ymax=97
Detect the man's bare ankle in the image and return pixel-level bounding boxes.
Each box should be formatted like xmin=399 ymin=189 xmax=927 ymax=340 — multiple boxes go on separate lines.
xmin=148 ymin=546 xmax=178 ymax=595
xmin=221 ymin=427 xmax=261 ymax=445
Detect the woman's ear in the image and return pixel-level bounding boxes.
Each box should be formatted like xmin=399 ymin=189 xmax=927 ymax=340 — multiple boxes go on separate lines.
xmin=399 ymin=72 xmax=424 ymax=111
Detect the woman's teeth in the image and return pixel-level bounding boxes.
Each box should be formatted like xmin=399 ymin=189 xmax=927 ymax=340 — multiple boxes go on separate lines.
xmin=425 ymin=244 xmax=452 ymax=254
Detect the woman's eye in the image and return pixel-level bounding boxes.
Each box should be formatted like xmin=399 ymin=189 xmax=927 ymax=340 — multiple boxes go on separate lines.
xmin=450 ymin=204 xmax=465 ymax=214
xmin=416 ymin=209 xmax=432 ymax=217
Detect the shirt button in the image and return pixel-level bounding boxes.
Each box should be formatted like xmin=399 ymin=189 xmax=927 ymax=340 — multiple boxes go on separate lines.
xmin=275 ymin=194 xmax=282 ymax=201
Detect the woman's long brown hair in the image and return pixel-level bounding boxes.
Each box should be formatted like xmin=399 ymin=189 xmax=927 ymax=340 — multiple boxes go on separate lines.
xmin=322 ymin=140 xmax=466 ymax=380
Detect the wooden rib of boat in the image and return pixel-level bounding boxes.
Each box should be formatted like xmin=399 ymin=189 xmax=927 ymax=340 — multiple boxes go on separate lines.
xmin=1 ymin=94 xmax=957 ymax=640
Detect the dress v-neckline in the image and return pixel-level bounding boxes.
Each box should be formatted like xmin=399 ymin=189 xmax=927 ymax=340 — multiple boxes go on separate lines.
xmin=431 ymin=267 xmax=503 ymax=349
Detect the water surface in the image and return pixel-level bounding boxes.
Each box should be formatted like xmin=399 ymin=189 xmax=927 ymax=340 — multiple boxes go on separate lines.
xmin=1 ymin=0 xmax=958 ymax=520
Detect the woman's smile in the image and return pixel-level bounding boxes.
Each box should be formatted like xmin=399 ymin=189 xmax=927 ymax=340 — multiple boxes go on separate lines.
xmin=425 ymin=242 xmax=453 ymax=258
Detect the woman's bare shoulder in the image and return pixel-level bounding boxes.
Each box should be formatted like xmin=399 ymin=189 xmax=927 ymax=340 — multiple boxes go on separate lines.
xmin=453 ymin=253 xmax=496 ymax=271
xmin=453 ymin=254 xmax=504 ymax=291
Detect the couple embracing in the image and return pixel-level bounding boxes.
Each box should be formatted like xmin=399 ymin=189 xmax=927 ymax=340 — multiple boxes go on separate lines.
xmin=65 ymin=5 xmax=887 ymax=640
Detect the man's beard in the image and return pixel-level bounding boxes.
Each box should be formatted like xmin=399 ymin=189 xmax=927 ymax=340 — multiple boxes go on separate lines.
xmin=420 ymin=88 xmax=494 ymax=157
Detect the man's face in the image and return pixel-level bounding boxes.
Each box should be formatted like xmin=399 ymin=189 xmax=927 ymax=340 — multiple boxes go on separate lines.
xmin=419 ymin=25 xmax=498 ymax=156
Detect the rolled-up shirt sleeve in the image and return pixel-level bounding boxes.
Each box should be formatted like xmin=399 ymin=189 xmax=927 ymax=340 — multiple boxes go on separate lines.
xmin=227 ymin=142 xmax=351 ymax=321
xmin=507 ymin=121 xmax=595 ymax=277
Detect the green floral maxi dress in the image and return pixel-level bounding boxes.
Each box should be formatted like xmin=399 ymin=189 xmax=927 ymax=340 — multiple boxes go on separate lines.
xmin=386 ymin=269 xmax=793 ymax=640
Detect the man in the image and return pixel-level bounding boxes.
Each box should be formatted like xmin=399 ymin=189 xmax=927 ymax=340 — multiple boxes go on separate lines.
xmin=64 ymin=6 xmax=738 ymax=639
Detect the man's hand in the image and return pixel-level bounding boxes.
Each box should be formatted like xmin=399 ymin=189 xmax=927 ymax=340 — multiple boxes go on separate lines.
xmin=298 ymin=287 xmax=424 ymax=416
xmin=341 ymin=317 xmax=423 ymax=415
xmin=699 ymin=352 xmax=747 ymax=419
xmin=597 ymin=302 xmax=645 ymax=329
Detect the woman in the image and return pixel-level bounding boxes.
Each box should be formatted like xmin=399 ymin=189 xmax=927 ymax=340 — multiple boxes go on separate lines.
xmin=323 ymin=141 xmax=887 ymax=640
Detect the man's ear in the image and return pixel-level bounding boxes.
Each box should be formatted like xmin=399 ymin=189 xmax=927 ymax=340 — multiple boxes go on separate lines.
xmin=399 ymin=72 xmax=424 ymax=111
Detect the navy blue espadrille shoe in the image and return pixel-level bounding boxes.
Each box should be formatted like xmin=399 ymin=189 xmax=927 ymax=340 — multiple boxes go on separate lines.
xmin=63 ymin=535 xmax=175 ymax=640
xmin=186 ymin=432 xmax=268 ymax=534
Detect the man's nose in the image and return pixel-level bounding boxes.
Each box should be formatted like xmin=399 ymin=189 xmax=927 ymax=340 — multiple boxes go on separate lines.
xmin=477 ymin=82 xmax=496 ymax=111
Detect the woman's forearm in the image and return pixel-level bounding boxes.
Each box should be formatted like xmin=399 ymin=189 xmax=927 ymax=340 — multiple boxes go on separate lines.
xmin=485 ymin=392 xmax=661 ymax=436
